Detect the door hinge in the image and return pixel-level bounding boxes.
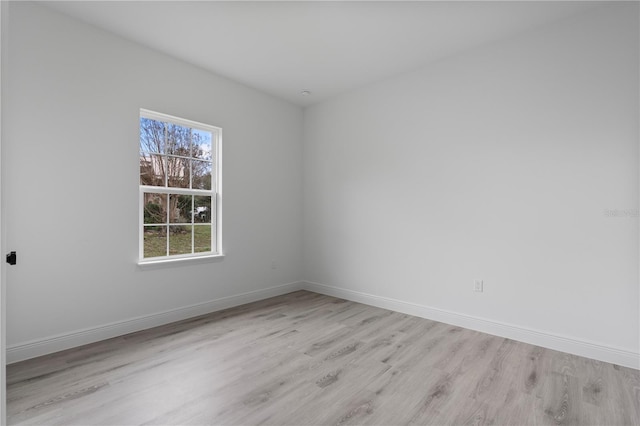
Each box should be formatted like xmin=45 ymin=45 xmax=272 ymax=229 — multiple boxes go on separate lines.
xmin=6 ymin=251 xmax=16 ymax=265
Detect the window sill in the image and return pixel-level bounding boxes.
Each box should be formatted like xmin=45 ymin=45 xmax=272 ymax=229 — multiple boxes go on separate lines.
xmin=137 ymin=253 xmax=225 ymax=269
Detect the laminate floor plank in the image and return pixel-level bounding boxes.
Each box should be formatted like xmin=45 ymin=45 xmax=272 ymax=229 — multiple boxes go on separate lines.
xmin=7 ymin=290 xmax=639 ymax=425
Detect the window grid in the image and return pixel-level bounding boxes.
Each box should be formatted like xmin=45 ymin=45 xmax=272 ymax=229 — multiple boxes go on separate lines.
xmin=139 ymin=109 xmax=221 ymax=262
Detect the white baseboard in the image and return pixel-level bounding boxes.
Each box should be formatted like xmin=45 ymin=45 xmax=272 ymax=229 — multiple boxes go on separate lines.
xmin=7 ymin=281 xmax=304 ymax=364
xmin=8 ymin=280 xmax=638 ymax=370
xmin=301 ymin=281 xmax=640 ymax=370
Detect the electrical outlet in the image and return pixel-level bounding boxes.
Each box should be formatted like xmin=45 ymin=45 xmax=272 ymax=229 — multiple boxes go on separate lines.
xmin=271 ymin=260 xmax=277 ymax=270
xmin=474 ymin=280 xmax=483 ymax=292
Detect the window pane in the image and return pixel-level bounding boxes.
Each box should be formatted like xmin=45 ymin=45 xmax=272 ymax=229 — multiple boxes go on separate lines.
xmin=192 ymin=129 xmax=212 ymax=160
xmin=140 ymin=111 xmax=220 ymax=262
xmin=166 ymin=156 xmax=189 ymax=188
xmin=194 ymin=195 xmax=211 ymax=223
xmin=140 ymin=154 xmax=165 ymax=186
xmin=143 ymin=193 xmax=167 ymax=224
xmin=144 ymin=225 xmax=167 ymax=258
xmin=166 ymin=123 xmax=191 ymax=157
xmin=169 ymin=225 xmax=193 ymax=255
xmin=194 ymin=225 xmax=211 ymax=253
xmin=169 ymin=194 xmax=192 ymax=223
xmin=140 ymin=117 xmax=165 ymax=154
xmin=192 ymin=160 xmax=212 ymax=190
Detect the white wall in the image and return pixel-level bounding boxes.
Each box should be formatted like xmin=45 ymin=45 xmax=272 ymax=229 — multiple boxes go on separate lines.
xmin=303 ymin=4 xmax=639 ymax=359
xmin=3 ymin=2 xmax=638 ymax=367
xmin=4 ymin=2 xmax=303 ymax=357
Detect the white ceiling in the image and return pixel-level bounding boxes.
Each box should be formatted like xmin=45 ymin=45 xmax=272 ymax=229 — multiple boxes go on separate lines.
xmin=41 ymin=1 xmax=605 ymax=106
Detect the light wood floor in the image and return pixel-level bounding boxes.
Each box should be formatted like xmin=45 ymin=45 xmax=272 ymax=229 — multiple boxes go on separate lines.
xmin=7 ymin=291 xmax=640 ymax=425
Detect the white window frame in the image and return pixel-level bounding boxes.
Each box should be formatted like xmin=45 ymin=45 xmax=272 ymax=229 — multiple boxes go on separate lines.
xmin=138 ymin=109 xmax=223 ymax=264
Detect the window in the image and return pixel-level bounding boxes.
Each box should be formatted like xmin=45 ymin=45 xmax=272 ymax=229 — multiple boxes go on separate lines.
xmin=139 ymin=109 xmax=221 ymax=262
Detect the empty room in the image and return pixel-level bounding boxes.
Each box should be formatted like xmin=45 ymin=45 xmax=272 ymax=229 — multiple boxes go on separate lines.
xmin=1 ymin=1 xmax=638 ymax=425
